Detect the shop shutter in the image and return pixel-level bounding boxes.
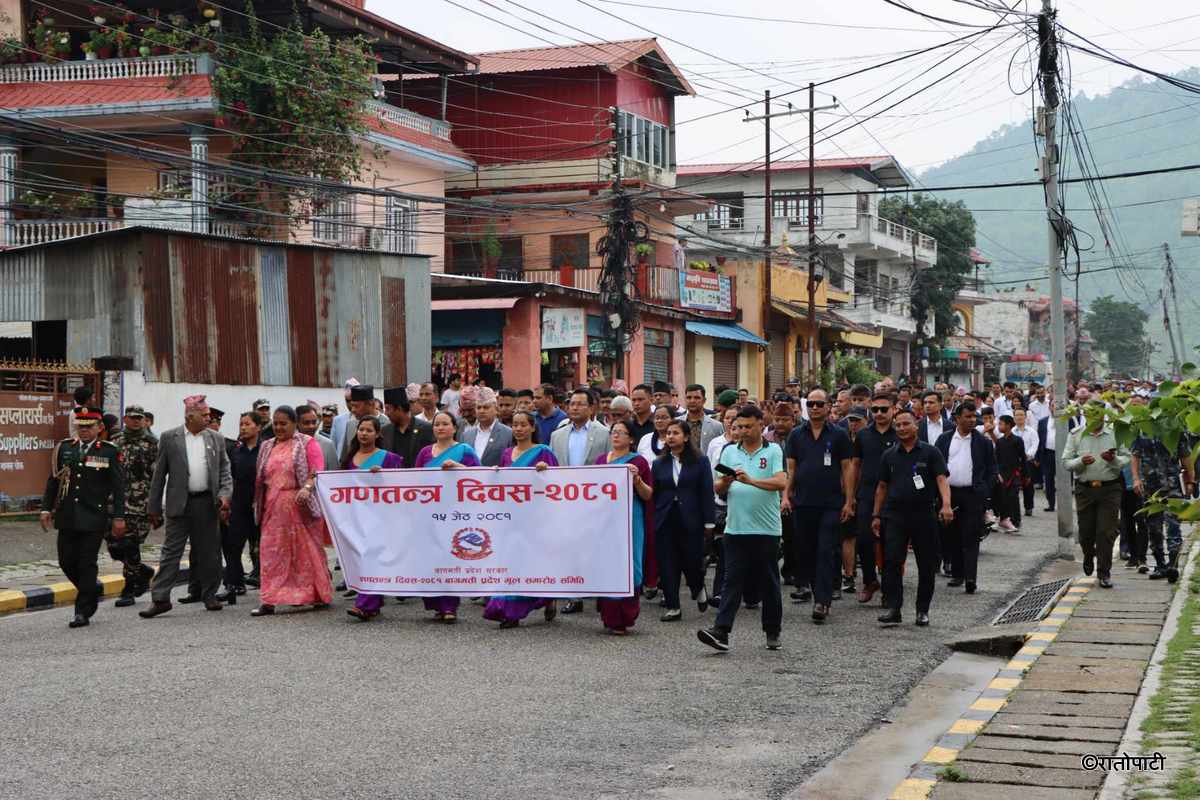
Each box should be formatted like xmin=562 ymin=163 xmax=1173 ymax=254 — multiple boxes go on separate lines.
xmin=768 ymin=332 xmax=787 ymax=395
xmin=713 ymin=347 xmax=739 ymax=390
xmin=644 ymin=345 xmax=670 ymax=384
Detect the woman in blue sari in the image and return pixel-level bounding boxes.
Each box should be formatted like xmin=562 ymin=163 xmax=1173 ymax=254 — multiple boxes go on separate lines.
xmin=414 ymin=411 xmax=481 ymax=623
xmin=593 ymin=419 xmax=653 ymax=635
xmin=344 ymin=417 xmax=405 ymax=621
xmin=483 ymin=411 xmax=560 ymax=628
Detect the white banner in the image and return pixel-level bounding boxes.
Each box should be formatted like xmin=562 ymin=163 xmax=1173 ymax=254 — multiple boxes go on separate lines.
xmin=315 ymin=465 xmax=634 ymax=597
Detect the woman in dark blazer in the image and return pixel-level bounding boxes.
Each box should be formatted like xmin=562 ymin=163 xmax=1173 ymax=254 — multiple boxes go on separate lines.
xmin=652 ymin=420 xmax=716 ymax=622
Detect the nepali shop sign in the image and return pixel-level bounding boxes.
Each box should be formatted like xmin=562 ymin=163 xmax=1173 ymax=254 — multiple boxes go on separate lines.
xmin=316 ymin=465 xmax=634 ymax=597
xmin=678 ymin=270 xmax=732 ymax=313
xmin=0 ymin=392 xmax=71 ymax=499
xmin=541 ymin=307 xmax=585 ymax=350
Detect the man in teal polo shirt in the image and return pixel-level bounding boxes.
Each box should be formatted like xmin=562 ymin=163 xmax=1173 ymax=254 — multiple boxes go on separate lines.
xmin=699 ymin=404 xmax=787 ymax=652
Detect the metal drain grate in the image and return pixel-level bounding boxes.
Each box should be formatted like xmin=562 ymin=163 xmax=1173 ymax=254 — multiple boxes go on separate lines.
xmin=993 ymin=577 xmax=1072 ymax=626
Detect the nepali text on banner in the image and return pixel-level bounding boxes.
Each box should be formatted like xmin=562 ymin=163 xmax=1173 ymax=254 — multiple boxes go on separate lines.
xmin=315 ymin=465 xmax=634 ymax=597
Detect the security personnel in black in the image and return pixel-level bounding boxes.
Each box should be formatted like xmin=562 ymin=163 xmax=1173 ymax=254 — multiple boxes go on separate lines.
xmin=871 ymin=408 xmax=953 ymax=628
xmin=40 ymin=406 xmax=126 ymax=628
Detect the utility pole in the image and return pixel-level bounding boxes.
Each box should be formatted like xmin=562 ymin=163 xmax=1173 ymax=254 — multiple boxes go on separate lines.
xmin=1038 ymin=0 xmax=1075 ymax=559
xmin=764 ymin=90 xmax=772 ymax=388
xmin=1162 ymin=289 xmax=1181 ymax=375
xmin=1164 ymin=242 xmax=1188 ymax=367
xmin=743 ymin=87 xmax=837 ymax=386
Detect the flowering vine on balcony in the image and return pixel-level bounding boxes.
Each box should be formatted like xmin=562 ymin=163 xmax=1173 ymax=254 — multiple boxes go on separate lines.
xmin=210 ymin=2 xmax=379 ymax=232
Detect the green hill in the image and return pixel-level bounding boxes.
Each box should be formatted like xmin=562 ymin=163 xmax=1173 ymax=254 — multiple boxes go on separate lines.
xmin=917 ymin=69 xmax=1200 ymax=367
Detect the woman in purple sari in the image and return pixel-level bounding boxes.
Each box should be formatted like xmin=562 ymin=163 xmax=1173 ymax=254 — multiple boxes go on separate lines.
xmin=483 ymin=411 xmax=560 ymax=628
xmin=344 ymin=417 xmax=405 ymax=621
xmin=414 ymin=411 xmax=481 ymax=623
xmin=594 ymin=420 xmax=653 ymax=635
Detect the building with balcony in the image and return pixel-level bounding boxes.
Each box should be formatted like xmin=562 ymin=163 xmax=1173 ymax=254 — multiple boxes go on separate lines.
xmin=674 ymin=157 xmax=936 ymax=381
xmin=0 ymin=0 xmax=477 ymax=268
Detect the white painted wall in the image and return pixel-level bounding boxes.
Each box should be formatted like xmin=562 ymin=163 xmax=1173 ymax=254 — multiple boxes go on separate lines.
xmin=972 ymin=296 xmax=1030 ymax=355
xmin=114 ymin=371 xmax=355 ymax=436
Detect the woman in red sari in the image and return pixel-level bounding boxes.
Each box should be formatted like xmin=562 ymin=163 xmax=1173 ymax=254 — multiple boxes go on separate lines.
xmin=251 ymin=405 xmax=333 ymax=616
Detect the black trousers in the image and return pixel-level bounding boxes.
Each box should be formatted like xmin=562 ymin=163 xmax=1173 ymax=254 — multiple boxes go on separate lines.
xmin=881 ymin=512 xmax=939 ymax=614
xmin=945 ymin=487 xmax=984 ymax=583
xmin=222 ymin=513 xmax=259 ymax=590
xmin=1021 ymin=462 xmax=1036 ymax=514
xmin=792 ymin=506 xmax=840 ymax=606
xmin=656 ymin=506 xmax=706 ymax=610
xmin=714 ymin=534 xmax=782 ymax=636
xmin=57 ymin=528 xmax=105 ymax=617
xmin=854 ymin=499 xmax=879 ymax=588
xmin=1042 ymin=450 xmax=1056 ymax=510
xmin=1121 ymin=488 xmax=1146 ymax=562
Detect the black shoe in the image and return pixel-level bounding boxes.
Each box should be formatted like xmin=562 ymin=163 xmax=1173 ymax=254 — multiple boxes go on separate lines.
xmin=250 ymin=604 xmax=275 ymax=616
xmin=342 ymin=590 xmax=358 ymax=598
xmin=176 ymin=594 xmax=202 ymax=604
xmin=831 ymin=587 xmax=842 ymax=601
xmin=244 ymin=575 xmax=260 ymax=588
xmin=114 ymin=594 xmax=135 ymax=608
xmin=1083 ymin=558 xmax=1094 ymax=577
xmin=765 ymin=634 xmax=782 ymax=651
xmin=941 ymin=561 xmax=953 ymax=577
xmin=915 ymin=612 xmax=930 ymax=627
xmin=643 ymin=587 xmax=659 ymax=600
xmin=878 ymin=609 xmax=902 ymax=626
xmin=790 ymin=589 xmax=812 ymax=603
xmin=842 ymin=576 xmax=856 ymax=595
xmin=697 ymin=627 xmax=729 ymax=652
xmin=1168 ymin=566 xmax=1180 ymax=584
xmin=744 ymin=601 xmax=760 ymax=610
xmin=1124 ymin=558 xmax=1140 ymax=569
xmin=561 ymin=600 xmax=584 ymax=615
xmin=204 ymin=600 xmax=223 ymax=611
xmin=812 ymin=603 xmax=828 ymax=623
xmin=661 ymin=609 xmax=682 ymax=622
xmin=1138 ymin=564 xmax=1150 ymax=574
xmin=695 ymin=587 xmax=709 ymax=612
xmin=1043 ymin=506 xmax=1055 ymax=512
xmin=139 ymin=601 xmax=172 ymax=618
xmin=216 ymin=588 xmax=239 ymax=604
xmin=1099 ymin=577 xmax=1113 ymax=589
xmin=335 ymin=581 xmax=347 ymax=591
xmin=1149 ymin=567 xmax=1168 ymax=580
xmin=68 ymin=614 xmax=89 ymax=628
xmin=947 ymin=577 xmax=964 ymax=587
xmin=965 ymin=581 xmax=976 ymax=594
xmin=1024 ymin=509 xmax=1033 ymax=517
xmin=135 ymin=564 xmax=155 ymax=597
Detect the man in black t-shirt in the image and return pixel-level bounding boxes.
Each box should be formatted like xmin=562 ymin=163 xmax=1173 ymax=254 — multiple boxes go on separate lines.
xmin=871 ymin=408 xmax=953 ymax=628
xmin=782 ymin=388 xmax=854 ymax=623
xmin=851 ymin=391 xmax=898 ymax=604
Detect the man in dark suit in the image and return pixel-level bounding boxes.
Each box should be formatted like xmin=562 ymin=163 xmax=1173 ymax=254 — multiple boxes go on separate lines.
xmin=1037 ymin=413 xmax=1057 ymax=511
xmin=458 ymin=387 xmax=513 ymax=467
xmin=381 ymin=385 xmax=434 ymax=468
xmin=935 ymin=402 xmax=997 ymax=594
xmin=140 ymin=395 xmax=233 ymax=617
xmin=918 ymin=390 xmax=952 ymax=445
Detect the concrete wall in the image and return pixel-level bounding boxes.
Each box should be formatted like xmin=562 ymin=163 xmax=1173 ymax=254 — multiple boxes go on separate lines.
xmin=116 ymin=370 xmax=350 ymax=434
xmin=972 ymin=296 xmax=1030 ymax=355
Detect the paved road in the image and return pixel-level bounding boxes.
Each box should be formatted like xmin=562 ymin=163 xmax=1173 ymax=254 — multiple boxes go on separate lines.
xmin=1 ymin=514 xmax=1064 ymax=800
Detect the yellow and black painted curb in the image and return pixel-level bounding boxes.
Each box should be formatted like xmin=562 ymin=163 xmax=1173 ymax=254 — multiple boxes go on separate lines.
xmin=0 ymin=563 xmax=189 ymax=615
xmin=887 ymin=576 xmax=1095 ymax=800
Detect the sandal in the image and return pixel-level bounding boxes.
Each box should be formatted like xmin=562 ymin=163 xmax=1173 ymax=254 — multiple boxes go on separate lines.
xmin=346 ymin=607 xmax=374 ymax=621
xmin=498 ymin=619 xmax=519 ymax=629
xmin=442 ymin=612 xmax=457 ymax=623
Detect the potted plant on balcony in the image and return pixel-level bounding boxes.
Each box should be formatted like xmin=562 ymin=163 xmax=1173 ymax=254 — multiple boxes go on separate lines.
xmin=0 ymin=36 xmax=24 ymax=65
xmin=83 ymin=25 xmax=119 ymax=59
xmin=480 ymin=226 xmax=502 ymax=278
xmin=634 ymin=242 xmax=652 ymax=266
xmin=31 ymin=10 xmax=71 ymax=63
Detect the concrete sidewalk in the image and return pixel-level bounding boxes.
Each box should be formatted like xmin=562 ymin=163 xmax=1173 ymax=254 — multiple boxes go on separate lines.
xmin=891 ymin=545 xmax=1186 ymax=799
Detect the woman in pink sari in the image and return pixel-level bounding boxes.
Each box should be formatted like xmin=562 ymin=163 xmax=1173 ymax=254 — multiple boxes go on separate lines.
xmin=251 ymin=405 xmax=333 ymax=616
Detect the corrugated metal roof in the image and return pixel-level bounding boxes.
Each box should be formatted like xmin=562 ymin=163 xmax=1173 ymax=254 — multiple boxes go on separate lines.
xmin=684 ymin=321 xmax=768 ymax=346
xmin=0 ymin=248 xmax=43 ymax=321
xmin=259 ymin=247 xmax=292 ymax=386
xmin=677 ymin=156 xmax=913 ymax=187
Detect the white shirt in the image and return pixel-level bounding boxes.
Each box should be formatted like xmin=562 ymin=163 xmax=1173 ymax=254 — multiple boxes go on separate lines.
xmin=671 ymin=454 xmax=682 ymax=484
xmin=947 ymin=430 xmax=974 ymax=487
xmin=473 ymin=422 xmax=494 ymax=456
xmin=923 ymin=415 xmax=944 ymax=443
xmin=184 ymin=429 xmax=209 ymax=493
xmin=441 ymin=388 xmax=461 ymax=416
xmin=992 ymin=396 xmax=1013 ymax=419
xmin=1027 ymin=397 xmax=1050 ymax=423
xmin=706 ymin=434 xmax=731 ymax=507
xmin=1044 ymin=416 xmax=1057 ymax=451
xmin=1015 ymin=425 xmax=1040 ymax=460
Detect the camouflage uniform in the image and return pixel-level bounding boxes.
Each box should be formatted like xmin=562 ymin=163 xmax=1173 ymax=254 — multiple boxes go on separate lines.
xmin=1132 ymin=434 xmax=1187 ymax=570
xmin=109 ymin=427 xmax=159 ymax=598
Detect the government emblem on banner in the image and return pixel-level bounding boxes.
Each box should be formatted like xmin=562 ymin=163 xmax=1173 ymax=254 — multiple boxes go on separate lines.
xmin=451 ymin=527 xmax=493 ymax=560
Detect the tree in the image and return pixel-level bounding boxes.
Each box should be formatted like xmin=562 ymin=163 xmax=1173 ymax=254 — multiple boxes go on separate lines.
xmin=1084 ymin=295 xmax=1150 ymax=376
xmin=877 ymin=194 xmax=976 ymax=345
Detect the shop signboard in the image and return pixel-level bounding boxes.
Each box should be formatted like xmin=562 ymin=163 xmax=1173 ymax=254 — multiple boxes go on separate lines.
xmin=678 ymin=270 xmax=732 ymax=313
xmin=541 ymin=308 xmax=585 ymax=350
xmin=0 ymin=392 xmax=72 ymax=500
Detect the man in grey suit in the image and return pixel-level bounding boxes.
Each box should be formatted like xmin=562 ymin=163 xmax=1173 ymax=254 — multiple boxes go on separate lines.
xmin=550 ymin=388 xmax=610 ymax=468
xmin=140 ymin=395 xmax=233 ymax=617
xmin=682 ymin=383 xmax=725 ymax=455
xmin=459 ymin=387 xmax=513 ymax=467
xmin=298 ymin=404 xmax=338 ymax=469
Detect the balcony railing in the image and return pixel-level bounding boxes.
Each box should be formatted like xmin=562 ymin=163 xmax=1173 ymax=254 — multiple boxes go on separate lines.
xmin=366 ymin=100 xmax=452 ymax=140
xmin=874 ymin=216 xmax=937 ymax=257
xmin=0 ymin=53 xmax=211 ymax=83
xmin=5 ymin=218 xmax=123 ymax=246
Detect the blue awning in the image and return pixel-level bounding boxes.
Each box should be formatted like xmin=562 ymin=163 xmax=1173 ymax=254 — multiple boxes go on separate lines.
xmin=684 ymin=321 xmax=769 ymax=346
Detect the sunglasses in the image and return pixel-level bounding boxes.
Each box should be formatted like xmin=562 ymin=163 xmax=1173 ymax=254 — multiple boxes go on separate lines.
xmin=871 ymin=407 xmax=890 ymax=414
xmin=806 ymin=400 xmax=826 ymax=407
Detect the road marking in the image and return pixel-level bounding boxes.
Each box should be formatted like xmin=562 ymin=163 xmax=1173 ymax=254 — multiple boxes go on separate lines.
xmin=949 ymin=718 xmax=985 ymax=735
xmin=888 ymin=777 xmax=935 ymax=799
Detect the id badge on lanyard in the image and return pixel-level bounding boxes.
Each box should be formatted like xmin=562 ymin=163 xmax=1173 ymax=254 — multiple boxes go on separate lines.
xmin=823 ymin=443 xmax=832 ymax=467
xmin=912 ymin=465 xmax=925 ymax=490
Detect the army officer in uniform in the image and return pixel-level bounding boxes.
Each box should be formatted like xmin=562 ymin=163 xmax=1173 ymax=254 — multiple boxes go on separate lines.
xmin=40 ymin=406 xmax=126 ymax=628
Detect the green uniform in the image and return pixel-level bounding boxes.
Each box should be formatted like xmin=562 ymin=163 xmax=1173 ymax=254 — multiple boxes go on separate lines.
xmin=109 ymin=429 xmax=158 ymax=597
xmin=42 ymin=437 xmax=126 ymax=618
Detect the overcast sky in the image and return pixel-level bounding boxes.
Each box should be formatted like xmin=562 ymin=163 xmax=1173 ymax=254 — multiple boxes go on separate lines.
xmin=378 ymin=0 xmax=1198 ymax=175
